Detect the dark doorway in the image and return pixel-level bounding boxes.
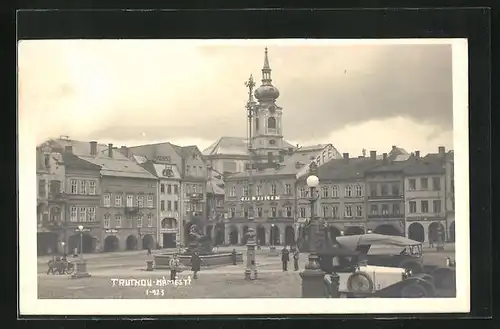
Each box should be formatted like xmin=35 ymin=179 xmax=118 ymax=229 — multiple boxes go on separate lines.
xmin=142 ymin=234 xmax=154 ymax=250
xmin=68 ymin=233 xmax=95 ymax=253
xmin=428 ymin=222 xmax=445 ymax=244
xmin=229 ymin=228 xmax=238 ymax=245
xmin=37 ymin=232 xmax=58 ymax=255
xmin=126 ymin=235 xmax=138 ymax=250
xmin=163 ymin=233 xmax=176 ymax=248
xmin=449 ymin=221 xmax=455 ymax=242
xmin=103 ymin=235 xmax=119 ymax=252
xmin=257 ymin=226 xmax=266 ymax=246
xmin=214 ymin=224 xmax=225 ymax=245
xmin=373 ymin=224 xmax=401 ymax=236
xmin=408 ymin=223 xmax=425 ymax=242
xmin=285 ymin=226 xmax=295 ymax=246
xmin=270 ymin=225 xmax=280 ymax=245
xmin=241 ymin=226 xmax=249 ymax=245
xmin=345 ymin=226 xmax=365 ymax=236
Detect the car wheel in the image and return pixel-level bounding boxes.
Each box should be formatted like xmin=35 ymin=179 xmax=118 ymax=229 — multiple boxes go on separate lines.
xmin=401 ymin=283 xmax=428 ymax=298
xmin=347 ymin=272 xmax=374 ymax=295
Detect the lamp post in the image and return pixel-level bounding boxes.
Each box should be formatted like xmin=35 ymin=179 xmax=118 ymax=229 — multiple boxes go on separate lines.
xmin=61 ymin=241 xmax=66 ymax=255
xmin=299 ymin=162 xmax=325 ymax=298
xmin=72 ymin=225 xmax=90 ymax=279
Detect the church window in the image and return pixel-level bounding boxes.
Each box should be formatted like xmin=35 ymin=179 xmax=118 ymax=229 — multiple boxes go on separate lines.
xmin=267 ymin=117 xmax=276 ymax=129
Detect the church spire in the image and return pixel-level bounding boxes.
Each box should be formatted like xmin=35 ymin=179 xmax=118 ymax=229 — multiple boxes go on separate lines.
xmin=261 ymin=47 xmax=272 ymax=85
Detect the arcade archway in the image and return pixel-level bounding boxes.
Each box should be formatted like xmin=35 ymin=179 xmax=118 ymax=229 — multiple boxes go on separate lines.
xmin=257 ymin=226 xmax=266 ymax=245
xmin=345 ymin=226 xmax=364 ymax=236
xmin=285 ymin=226 xmax=295 ymax=246
xmin=408 ymin=223 xmax=425 ymax=242
xmin=374 ymin=224 xmax=401 ymax=236
xmin=428 ymin=222 xmax=445 ymax=243
xmin=103 ymin=235 xmax=120 ymax=252
xmin=68 ymin=233 xmax=95 ymax=253
xmin=142 ymin=234 xmax=154 ymax=250
xmin=214 ymin=224 xmax=225 ymax=245
xmin=229 ymin=227 xmax=239 ymax=245
xmin=241 ymin=226 xmax=249 ymax=245
xmin=270 ymin=225 xmax=280 ymax=245
xmin=449 ymin=221 xmax=455 ymax=242
xmin=126 ymin=235 xmax=138 ymax=250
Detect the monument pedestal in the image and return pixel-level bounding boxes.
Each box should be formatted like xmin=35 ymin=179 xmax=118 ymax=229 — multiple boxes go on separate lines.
xmin=71 ymin=261 xmax=91 ymax=279
xmin=299 ymin=254 xmax=325 ymax=298
xmin=244 ymin=229 xmax=258 ymax=280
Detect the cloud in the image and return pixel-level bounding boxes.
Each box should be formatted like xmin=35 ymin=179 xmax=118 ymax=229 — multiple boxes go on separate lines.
xmin=18 ymin=40 xmax=453 ymax=150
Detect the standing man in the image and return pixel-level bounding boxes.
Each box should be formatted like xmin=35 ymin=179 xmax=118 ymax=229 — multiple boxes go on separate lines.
xmin=231 ymin=248 xmax=237 ymax=265
xmin=169 ymin=253 xmax=180 ymax=280
xmin=293 ymin=248 xmax=300 ymax=271
xmin=281 ymin=247 xmax=290 ymax=271
xmin=190 ymin=251 xmax=201 ymax=279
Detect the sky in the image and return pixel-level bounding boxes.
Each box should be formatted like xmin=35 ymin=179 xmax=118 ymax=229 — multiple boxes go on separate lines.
xmin=18 ymin=39 xmax=455 ymax=156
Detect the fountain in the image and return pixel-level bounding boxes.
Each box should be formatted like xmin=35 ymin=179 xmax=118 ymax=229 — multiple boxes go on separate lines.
xmin=153 ymin=222 xmax=243 ymax=269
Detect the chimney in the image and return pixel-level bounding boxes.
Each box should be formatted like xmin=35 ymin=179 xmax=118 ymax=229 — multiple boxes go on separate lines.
xmin=370 ymin=150 xmax=376 ymax=160
xmin=120 ymin=146 xmax=128 ymax=157
xmin=382 ymin=153 xmax=388 ymax=162
xmin=438 ymin=146 xmax=445 ymax=155
xmin=415 ymin=150 xmax=420 ymax=159
xmin=392 ymin=145 xmax=397 ymax=151
xmin=343 ymin=153 xmax=349 ymax=160
xmin=64 ymin=145 xmax=73 ymax=154
xmin=108 ymin=143 xmax=113 ymax=158
xmin=90 ymin=141 xmax=97 ymax=156
xmin=296 ymin=144 xmax=300 ymax=149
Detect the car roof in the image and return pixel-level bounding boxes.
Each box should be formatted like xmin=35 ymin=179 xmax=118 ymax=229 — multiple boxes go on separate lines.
xmin=336 ymin=233 xmax=421 ymax=250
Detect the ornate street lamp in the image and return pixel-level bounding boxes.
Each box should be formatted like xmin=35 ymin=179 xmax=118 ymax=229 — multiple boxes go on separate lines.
xmin=72 ymin=225 xmax=90 ymax=279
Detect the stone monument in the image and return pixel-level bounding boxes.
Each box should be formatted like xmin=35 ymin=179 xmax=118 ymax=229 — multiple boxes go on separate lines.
xmin=185 ymin=224 xmax=213 ymax=255
xmin=244 ymin=228 xmax=258 ymax=280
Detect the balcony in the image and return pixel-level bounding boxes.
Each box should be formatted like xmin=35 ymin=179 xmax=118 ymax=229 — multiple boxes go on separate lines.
xmin=124 ymin=206 xmax=139 ymax=215
xmin=367 ymin=194 xmax=404 ymax=201
xmin=188 ymin=193 xmax=204 ymax=202
xmin=367 ymin=213 xmax=404 ymax=220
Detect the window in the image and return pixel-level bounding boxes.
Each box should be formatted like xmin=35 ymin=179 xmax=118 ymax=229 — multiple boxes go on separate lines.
xmin=126 ymin=216 xmax=133 ymax=228
xmin=356 ymin=205 xmax=363 ymax=217
xmin=421 ymin=200 xmax=429 ymax=213
xmin=193 ymin=166 xmax=197 ymax=175
xmin=267 ymin=116 xmax=276 ymax=129
xmin=167 ymin=201 xmax=172 ymax=211
xmin=230 ymin=186 xmax=236 ymax=197
xmin=147 ymin=195 xmax=153 ymax=208
xmin=115 ymin=195 xmax=122 ymax=207
xmin=323 ymin=206 xmax=329 ymax=217
xmin=391 ymin=183 xmax=400 ymax=196
xmin=126 ymin=195 xmax=133 ymax=207
xmin=160 ymin=200 xmax=165 ymax=211
xmin=271 ymin=184 xmax=277 ymax=195
xmin=243 ymin=186 xmax=249 ymax=197
xmin=380 ymin=184 xmax=388 ymax=196
xmin=344 ymin=205 xmax=352 ymax=217
xmin=300 ymin=188 xmax=309 ymax=198
xmin=271 ymin=207 xmax=277 ymax=217
xmin=433 ymin=200 xmax=442 ymax=213
xmin=300 ymin=207 xmax=306 ymax=218
xmin=186 ymin=165 xmax=190 ymax=175
xmin=409 ymin=201 xmax=417 ymax=213
xmin=104 ymin=214 xmax=110 ymax=228
xmin=420 ymin=177 xmax=428 ymax=189
xmin=87 ymin=207 xmax=96 ymax=222
xmin=38 ymin=179 xmax=46 ymax=197
xmin=174 ymin=201 xmax=179 ymax=211
xmin=256 ymin=185 xmax=262 ymax=196
xmin=345 ymin=185 xmax=352 ymax=197
xmin=332 ymin=186 xmax=339 ymax=198
xmin=257 ymin=207 xmax=263 ymax=217
xmin=332 ymin=206 xmax=338 ymax=218
xmin=79 ymin=207 xmax=87 ymax=222
xmin=70 ymin=206 xmax=77 ymax=222
xmin=103 ymin=194 xmax=111 ymax=207
xmin=88 ymin=181 xmax=96 ymax=195
xmin=160 ymin=184 xmax=165 ymax=194
xmin=79 ymin=180 xmax=87 ymax=195
xmin=147 ymin=213 xmax=153 ymax=227
xmin=370 ymin=204 xmax=378 ymax=215
xmin=322 ymin=186 xmax=329 ymax=198
xmin=355 ymin=185 xmax=362 ymax=197
xmin=137 ymin=214 xmax=143 ymax=228
xmin=174 ymin=185 xmax=179 ymax=194
xmin=230 ymin=207 xmax=236 ymax=218
xmin=432 ymin=177 xmax=441 ymax=190
xmin=285 ymin=184 xmax=291 ymax=195
xmin=137 ymin=196 xmax=144 ymax=208
xmin=167 ymin=184 xmax=172 ymax=194
xmin=369 ymin=183 xmax=377 ymax=196
xmin=286 ymin=206 xmax=292 ymax=217
xmin=115 ymin=215 xmax=122 ymax=228
xmin=381 ymin=204 xmax=389 ymax=215
xmin=408 ymin=179 xmax=416 ymax=190
xmin=392 ymin=204 xmax=400 ymax=215
xmin=70 ymin=179 xmax=78 ymax=194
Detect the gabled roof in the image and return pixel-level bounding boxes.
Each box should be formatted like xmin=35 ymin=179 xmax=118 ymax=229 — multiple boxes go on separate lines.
xmin=315 ymin=157 xmax=380 ymax=181
xmin=61 ymin=152 xmax=101 ymax=171
xmin=365 ymin=158 xmax=412 ymax=174
xmin=403 ymin=156 xmax=445 ymax=176
xmin=203 ymin=136 xmax=296 ymax=157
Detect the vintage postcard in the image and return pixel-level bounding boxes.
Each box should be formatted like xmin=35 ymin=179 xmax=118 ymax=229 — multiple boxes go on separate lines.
xmin=18 ymin=38 xmax=469 ymax=315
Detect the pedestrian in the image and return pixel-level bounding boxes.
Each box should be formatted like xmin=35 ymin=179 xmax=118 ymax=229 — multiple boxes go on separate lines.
xmin=73 ymin=247 xmax=78 ymax=258
xmin=147 ymin=246 xmax=152 ymax=255
xmin=231 ymin=248 xmax=237 ymax=265
xmin=169 ymin=253 xmax=180 ymax=281
xmin=281 ymin=247 xmax=290 ymax=271
xmin=429 ymin=237 xmax=434 ymax=248
xmin=191 ymin=251 xmax=201 ymax=279
xmin=47 ymin=256 xmax=55 ymax=275
xmin=293 ymin=249 xmax=300 ymax=271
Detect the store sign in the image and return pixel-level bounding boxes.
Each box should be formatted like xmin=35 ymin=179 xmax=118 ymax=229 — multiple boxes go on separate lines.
xmin=74 ymin=228 xmax=91 ymax=232
xmin=105 ymin=229 xmax=118 ymax=233
xmin=155 ymin=155 xmax=172 ymax=163
xmin=240 ymin=195 xmax=280 ymax=202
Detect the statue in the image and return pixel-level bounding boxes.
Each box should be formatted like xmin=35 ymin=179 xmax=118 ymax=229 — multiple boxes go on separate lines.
xmin=185 ymin=223 xmax=213 ymax=255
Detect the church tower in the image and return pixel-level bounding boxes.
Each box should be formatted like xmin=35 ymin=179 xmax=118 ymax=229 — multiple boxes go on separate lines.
xmin=252 ymin=48 xmax=285 ymax=162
